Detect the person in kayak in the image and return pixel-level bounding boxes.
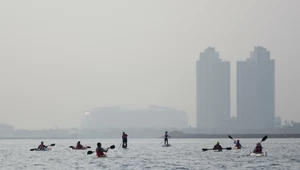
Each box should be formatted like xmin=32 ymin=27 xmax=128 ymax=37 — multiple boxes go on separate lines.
xmin=234 ymin=139 xmax=242 ymax=149
xmin=213 ymin=141 xmax=223 ymax=150
xmin=164 ymin=131 xmax=170 ymax=145
xmin=122 ymin=132 xmax=128 ymax=148
xmin=96 ymin=142 xmax=108 ymax=157
xmin=37 ymin=141 xmax=47 ymax=150
xmin=253 ymin=143 xmax=263 ymax=153
xmin=76 ymin=141 xmax=83 ymax=149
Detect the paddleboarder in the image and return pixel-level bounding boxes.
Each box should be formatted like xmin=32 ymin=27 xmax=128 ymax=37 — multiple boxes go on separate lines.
xmin=164 ymin=131 xmax=170 ymax=145
xmin=122 ymin=132 xmax=128 ymax=148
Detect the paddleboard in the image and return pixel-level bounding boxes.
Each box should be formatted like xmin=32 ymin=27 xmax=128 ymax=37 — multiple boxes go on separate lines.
xmin=162 ymin=144 xmax=172 ymax=147
xmin=248 ymin=151 xmax=267 ymax=157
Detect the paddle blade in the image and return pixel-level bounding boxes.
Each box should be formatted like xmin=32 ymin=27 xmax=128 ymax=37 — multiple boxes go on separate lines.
xmin=87 ymin=151 xmax=94 ymax=155
xmin=261 ymin=135 xmax=268 ymax=142
xmin=69 ymin=146 xmax=74 ymax=149
xmin=30 ymin=148 xmax=36 ymax=151
xmin=202 ymin=148 xmax=208 ymax=152
xmin=87 ymin=146 xmax=91 ymax=149
xmin=225 ymin=147 xmax=232 ymax=150
xmin=110 ymin=145 xmax=115 ymax=149
xmin=228 ymin=135 xmax=233 ymax=140
xmin=50 ymin=143 xmax=55 ymax=146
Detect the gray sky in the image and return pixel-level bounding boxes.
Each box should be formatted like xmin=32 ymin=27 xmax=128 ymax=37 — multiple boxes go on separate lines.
xmin=0 ymin=0 xmax=299 ymax=129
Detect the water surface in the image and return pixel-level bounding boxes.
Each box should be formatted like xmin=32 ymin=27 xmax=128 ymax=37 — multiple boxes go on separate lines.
xmin=0 ymin=138 xmax=299 ymax=169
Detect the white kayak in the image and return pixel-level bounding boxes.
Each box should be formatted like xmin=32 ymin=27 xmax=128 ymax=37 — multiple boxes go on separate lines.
xmin=248 ymin=151 xmax=267 ymax=157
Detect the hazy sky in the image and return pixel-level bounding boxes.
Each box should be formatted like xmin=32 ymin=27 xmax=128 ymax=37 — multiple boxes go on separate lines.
xmin=0 ymin=0 xmax=299 ymax=129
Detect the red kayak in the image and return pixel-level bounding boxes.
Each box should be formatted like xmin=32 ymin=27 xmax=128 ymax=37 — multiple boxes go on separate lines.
xmin=97 ymin=154 xmax=107 ymax=158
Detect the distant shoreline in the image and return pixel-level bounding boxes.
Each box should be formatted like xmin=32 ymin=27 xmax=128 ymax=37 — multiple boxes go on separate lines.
xmin=1 ymin=133 xmax=300 ymax=139
xmin=167 ymin=133 xmax=300 ymax=138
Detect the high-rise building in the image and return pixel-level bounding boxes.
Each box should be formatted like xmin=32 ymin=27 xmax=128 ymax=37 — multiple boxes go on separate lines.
xmin=196 ymin=47 xmax=230 ymax=132
xmin=237 ymin=46 xmax=275 ymax=131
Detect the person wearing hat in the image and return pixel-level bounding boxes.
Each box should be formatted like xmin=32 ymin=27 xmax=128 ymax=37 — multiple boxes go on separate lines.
xmin=213 ymin=141 xmax=223 ymax=151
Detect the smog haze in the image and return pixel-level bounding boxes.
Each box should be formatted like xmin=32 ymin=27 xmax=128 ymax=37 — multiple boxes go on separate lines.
xmin=0 ymin=0 xmax=299 ymax=129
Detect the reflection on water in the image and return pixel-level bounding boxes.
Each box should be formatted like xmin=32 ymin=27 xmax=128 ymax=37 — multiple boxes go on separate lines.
xmin=0 ymin=138 xmax=300 ymax=169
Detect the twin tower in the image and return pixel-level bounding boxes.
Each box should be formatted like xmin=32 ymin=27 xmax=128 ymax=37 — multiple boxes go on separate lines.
xmin=196 ymin=46 xmax=275 ymax=133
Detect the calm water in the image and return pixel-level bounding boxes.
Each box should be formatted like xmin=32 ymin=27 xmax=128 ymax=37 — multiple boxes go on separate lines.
xmin=0 ymin=138 xmax=300 ymax=170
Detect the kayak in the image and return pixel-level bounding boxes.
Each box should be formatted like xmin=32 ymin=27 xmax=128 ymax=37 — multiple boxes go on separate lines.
xmin=162 ymin=144 xmax=172 ymax=147
xmin=35 ymin=147 xmax=52 ymax=151
xmin=248 ymin=151 xmax=267 ymax=157
xmin=97 ymin=154 xmax=107 ymax=158
xmin=70 ymin=146 xmax=89 ymax=150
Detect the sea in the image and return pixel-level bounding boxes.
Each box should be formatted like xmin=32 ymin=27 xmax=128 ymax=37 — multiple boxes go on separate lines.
xmin=0 ymin=138 xmax=299 ymax=170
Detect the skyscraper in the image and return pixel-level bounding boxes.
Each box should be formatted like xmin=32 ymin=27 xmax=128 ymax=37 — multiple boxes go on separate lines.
xmin=196 ymin=47 xmax=230 ymax=132
xmin=237 ymin=46 xmax=275 ymax=131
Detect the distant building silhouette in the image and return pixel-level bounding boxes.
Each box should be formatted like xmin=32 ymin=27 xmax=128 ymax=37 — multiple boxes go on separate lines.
xmin=81 ymin=106 xmax=188 ymax=129
xmin=275 ymin=117 xmax=282 ymax=128
xmin=196 ymin=47 xmax=230 ymax=132
xmin=237 ymin=46 xmax=275 ymax=131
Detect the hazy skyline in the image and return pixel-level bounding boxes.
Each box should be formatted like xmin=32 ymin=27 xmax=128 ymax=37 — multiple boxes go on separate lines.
xmin=0 ymin=0 xmax=299 ymax=129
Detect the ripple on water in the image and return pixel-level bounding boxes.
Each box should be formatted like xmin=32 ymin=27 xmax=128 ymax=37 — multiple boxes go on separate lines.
xmin=0 ymin=138 xmax=300 ymax=169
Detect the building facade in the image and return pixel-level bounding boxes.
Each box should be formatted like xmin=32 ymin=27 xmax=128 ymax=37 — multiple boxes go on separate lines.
xmin=81 ymin=106 xmax=188 ymax=129
xmin=196 ymin=47 xmax=230 ymax=132
xmin=237 ymin=46 xmax=275 ymax=131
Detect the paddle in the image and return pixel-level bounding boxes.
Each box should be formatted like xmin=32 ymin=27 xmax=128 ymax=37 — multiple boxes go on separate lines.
xmin=160 ymin=135 xmax=171 ymax=145
xmin=228 ymin=135 xmax=243 ymax=148
xmin=69 ymin=146 xmax=91 ymax=149
xmin=30 ymin=143 xmax=55 ymax=151
xmin=259 ymin=135 xmax=268 ymax=144
xmin=228 ymin=135 xmax=235 ymax=141
xmin=202 ymin=147 xmax=232 ymax=152
xmin=87 ymin=145 xmax=115 ymax=155
xmin=118 ymin=142 xmax=122 ymax=149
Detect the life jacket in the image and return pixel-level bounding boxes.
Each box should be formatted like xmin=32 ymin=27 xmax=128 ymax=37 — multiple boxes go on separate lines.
xmin=38 ymin=144 xmax=46 ymax=150
xmin=122 ymin=134 xmax=127 ymax=140
xmin=76 ymin=144 xmax=83 ymax=149
xmin=164 ymin=134 xmax=168 ymax=139
xmin=96 ymin=148 xmax=105 ymax=156
xmin=254 ymin=145 xmax=262 ymax=153
xmin=214 ymin=144 xmax=222 ymax=150
xmin=235 ymin=143 xmax=241 ymax=149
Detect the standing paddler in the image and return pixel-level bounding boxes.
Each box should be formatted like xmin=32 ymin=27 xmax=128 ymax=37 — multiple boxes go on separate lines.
xmin=122 ymin=132 xmax=128 ymax=148
xmin=164 ymin=131 xmax=170 ymax=146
